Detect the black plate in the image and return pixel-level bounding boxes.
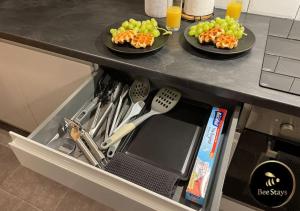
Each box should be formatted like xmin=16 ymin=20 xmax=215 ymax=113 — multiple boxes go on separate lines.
xmin=184 ymin=23 xmax=256 ymax=55
xmin=102 ymin=22 xmax=170 ymax=54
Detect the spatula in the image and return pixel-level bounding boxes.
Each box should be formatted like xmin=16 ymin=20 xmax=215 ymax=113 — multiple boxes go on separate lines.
xmin=100 ymin=87 xmax=181 ymax=149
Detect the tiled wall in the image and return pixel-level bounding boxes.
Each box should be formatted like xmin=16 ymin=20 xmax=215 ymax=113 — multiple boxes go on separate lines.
xmin=215 ymin=0 xmax=300 ymax=19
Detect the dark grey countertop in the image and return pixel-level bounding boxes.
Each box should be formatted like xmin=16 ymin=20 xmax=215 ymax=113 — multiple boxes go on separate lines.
xmin=1 ymin=0 xmax=300 ymax=115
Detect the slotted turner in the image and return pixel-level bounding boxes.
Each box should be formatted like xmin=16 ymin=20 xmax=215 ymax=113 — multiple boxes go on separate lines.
xmin=129 ymin=78 xmax=150 ymax=104
xmin=100 ymin=88 xmax=181 ymax=149
xmin=114 ymin=78 xmax=150 ymax=132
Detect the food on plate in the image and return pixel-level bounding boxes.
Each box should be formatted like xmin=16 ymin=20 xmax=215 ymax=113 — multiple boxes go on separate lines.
xmin=188 ymin=16 xmax=246 ymax=49
xmin=109 ymin=18 xmax=171 ymax=49
xmin=198 ymin=28 xmax=225 ymax=44
xmin=215 ymin=34 xmax=238 ymax=49
xmin=112 ymin=30 xmax=136 ymax=44
xmin=130 ymin=33 xmax=155 ymax=48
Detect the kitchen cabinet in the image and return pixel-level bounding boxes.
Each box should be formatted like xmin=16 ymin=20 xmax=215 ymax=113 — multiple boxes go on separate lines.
xmin=9 ymin=68 xmax=242 ymax=211
xmin=0 ymin=40 xmax=92 ymax=131
xmin=0 ymin=62 xmax=37 ymax=131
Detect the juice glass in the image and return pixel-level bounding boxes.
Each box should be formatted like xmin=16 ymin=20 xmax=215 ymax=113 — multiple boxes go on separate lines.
xmin=226 ymin=0 xmax=242 ymax=20
xmin=166 ymin=0 xmax=182 ymax=31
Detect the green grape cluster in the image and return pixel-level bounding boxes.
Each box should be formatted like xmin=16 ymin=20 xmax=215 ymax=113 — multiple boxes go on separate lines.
xmin=188 ymin=16 xmax=246 ymax=40
xmin=110 ymin=18 xmax=161 ymax=38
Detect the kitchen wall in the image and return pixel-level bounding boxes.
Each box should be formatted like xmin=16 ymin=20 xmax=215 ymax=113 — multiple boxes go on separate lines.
xmin=215 ymin=0 xmax=300 ymax=20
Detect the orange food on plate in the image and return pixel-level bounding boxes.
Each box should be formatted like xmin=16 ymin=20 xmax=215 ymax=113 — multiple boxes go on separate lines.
xmin=130 ymin=33 xmax=155 ymax=48
xmin=215 ymin=34 xmax=238 ymax=49
xmin=198 ymin=28 xmax=225 ymax=44
xmin=112 ymin=30 xmax=136 ymax=44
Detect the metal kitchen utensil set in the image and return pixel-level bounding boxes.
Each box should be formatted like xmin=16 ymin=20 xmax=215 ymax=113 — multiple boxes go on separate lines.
xmin=46 ymin=74 xmax=181 ymax=169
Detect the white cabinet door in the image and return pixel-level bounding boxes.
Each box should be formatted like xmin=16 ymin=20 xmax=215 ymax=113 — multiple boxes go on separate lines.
xmin=0 ymin=40 xmax=92 ymax=131
xmin=0 ymin=61 xmax=37 ymax=131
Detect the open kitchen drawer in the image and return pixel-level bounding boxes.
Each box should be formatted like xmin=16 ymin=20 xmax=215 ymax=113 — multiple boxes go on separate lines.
xmin=9 ymin=67 xmax=241 ymax=211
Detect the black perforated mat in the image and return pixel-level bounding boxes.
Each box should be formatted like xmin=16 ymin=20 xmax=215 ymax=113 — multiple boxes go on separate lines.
xmin=105 ymin=152 xmax=179 ymax=198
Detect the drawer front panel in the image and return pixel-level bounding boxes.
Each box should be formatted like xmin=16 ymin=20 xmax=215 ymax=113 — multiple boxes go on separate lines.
xmin=10 ymin=133 xmax=193 ymax=211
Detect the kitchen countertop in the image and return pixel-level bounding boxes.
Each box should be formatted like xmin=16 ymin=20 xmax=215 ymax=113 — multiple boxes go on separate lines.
xmin=1 ymin=0 xmax=300 ymax=115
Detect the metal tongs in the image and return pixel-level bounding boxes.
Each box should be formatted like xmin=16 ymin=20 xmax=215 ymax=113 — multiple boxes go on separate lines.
xmin=109 ymin=84 xmax=129 ymax=135
xmin=89 ymin=75 xmax=112 ymax=131
xmin=89 ymin=81 xmax=123 ymax=138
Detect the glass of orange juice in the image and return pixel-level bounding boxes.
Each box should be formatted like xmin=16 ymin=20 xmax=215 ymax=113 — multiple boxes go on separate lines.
xmin=166 ymin=0 xmax=182 ymax=31
xmin=226 ymin=0 xmax=242 ymax=20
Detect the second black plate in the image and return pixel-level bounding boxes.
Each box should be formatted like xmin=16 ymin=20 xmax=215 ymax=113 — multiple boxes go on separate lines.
xmin=184 ymin=23 xmax=256 ymax=55
xmin=102 ymin=22 xmax=170 ymax=54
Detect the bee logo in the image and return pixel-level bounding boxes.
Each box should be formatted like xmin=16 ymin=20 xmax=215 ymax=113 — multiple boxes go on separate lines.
xmin=265 ymin=172 xmax=280 ymax=187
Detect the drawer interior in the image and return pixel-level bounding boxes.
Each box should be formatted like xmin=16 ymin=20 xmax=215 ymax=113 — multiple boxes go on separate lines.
xmin=27 ymin=67 xmax=235 ymax=210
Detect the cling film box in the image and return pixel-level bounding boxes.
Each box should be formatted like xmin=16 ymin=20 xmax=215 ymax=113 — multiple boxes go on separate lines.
xmin=185 ymin=107 xmax=227 ymax=205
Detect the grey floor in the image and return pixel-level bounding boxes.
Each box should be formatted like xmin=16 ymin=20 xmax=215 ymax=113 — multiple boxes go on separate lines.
xmin=0 ymin=128 xmax=114 ymax=211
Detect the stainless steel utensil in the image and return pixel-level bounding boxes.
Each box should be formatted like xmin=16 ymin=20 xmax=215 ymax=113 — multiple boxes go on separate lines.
xmin=110 ymin=85 xmax=129 ymax=135
xmin=105 ymin=98 xmax=130 ymax=157
xmin=90 ymin=102 xmax=103 ymax=131
xmin=105 ymin=104 xmax=116 ymax=140
xmin=101 ymin=88 xmax=181 ymax=149
xmin=68 ymin=120 xmax=100 ymax=168
xmin=47 ymin=96 xmax=99 ymax=145
xmin=114 ymin=101 xmax=145 ymax=132
xmin=89 ymin=82 xmax=122 ymax=138
xmin=73 ymin=96 xmax=99 ymax=124
xmin=81 ymin=130 xmax=107 ymax=167
xmin=107 ymin=101 xmax=145 ymax=158
xmin=115 ymin=98 xmax=130 ymax=127
xmin=89 ymin=102 xmax=113 ymax=138
xmin=89 ymin=75 xmax=112 ymax=131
